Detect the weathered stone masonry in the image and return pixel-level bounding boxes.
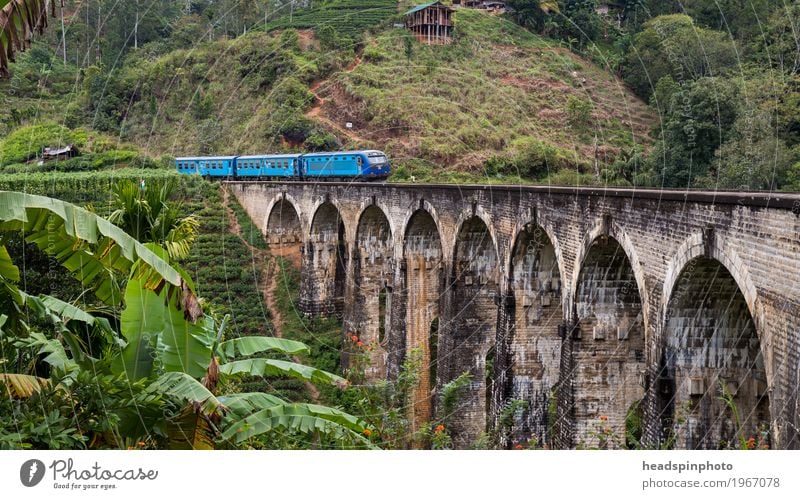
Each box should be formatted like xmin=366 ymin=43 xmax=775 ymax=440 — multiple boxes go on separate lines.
xmin=230 ymin=182 xmax=800 ymax=449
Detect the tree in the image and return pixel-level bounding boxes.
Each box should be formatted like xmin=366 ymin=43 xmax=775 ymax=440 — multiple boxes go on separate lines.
xmin=621 ymin=14 xmax=736 ymax=100
xmin=0 ymin=0 xmax=55 ymax=77
xmin=557 ymin=0 xmax=601 ymax=48
xmin=109 ymin=179 xmax=200 ymax=261
xmin=505 ymin=0 xmax=561 ymax=33
xmin=751 ymin=4 xmax=800 ymax=76
xmin=681 ymin=0 xmax=777 ymax=43
xmin=0 ymin=190 xmax=372 ymax=449
xmin=644 ymin=77 xmax=738 ymax=187
xmin=709 ymin=110 xmax=793 ymax=190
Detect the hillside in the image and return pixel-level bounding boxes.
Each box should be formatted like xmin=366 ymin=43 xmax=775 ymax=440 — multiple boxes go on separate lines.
xmin=318 ymin=9 xmax=655 ymax=179
xmin=121 ymin=9 xmax=655 ymax=182
xmin=0 ymin=5 xmax=655 ymax=185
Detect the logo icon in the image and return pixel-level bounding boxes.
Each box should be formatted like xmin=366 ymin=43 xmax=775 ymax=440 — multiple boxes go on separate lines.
xmin=20 ymin=459 xmax=45 ymax=487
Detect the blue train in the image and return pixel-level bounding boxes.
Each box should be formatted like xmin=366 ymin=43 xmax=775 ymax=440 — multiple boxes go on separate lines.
xmin=175 ymin=150 xmax=391 ymax=181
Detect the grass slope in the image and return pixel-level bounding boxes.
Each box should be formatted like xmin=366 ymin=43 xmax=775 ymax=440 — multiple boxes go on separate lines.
xmin=320 ymin=9 xmax=655 ymax=181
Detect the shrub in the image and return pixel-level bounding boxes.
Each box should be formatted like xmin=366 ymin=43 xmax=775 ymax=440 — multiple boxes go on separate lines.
xmin=566 ymin=96 xmax=593 ymax=128
xmin=0 ymin=124 xmax=88 ymax=166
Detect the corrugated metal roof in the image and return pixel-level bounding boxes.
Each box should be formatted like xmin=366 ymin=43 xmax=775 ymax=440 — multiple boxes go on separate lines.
xmin=404 ymin=1 xmax=444 ymax=16
xmin=43 ymin=145 xmax=78 ymax=156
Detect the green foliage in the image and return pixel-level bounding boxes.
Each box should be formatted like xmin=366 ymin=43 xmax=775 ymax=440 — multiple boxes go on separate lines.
xmin=439 ymin=372 xmax=473 ymax=424
xmin=266 ymin=0 xmax=397 ymax=40
xmin=109 ymin=179 xmax=200 ymax=260
xmin=643 ymin=77 xmax=739 ymax=187
xmin=0 ymin=187 xmax=366 ymax=449
xmin=625 ymin=400 xmax=643 ymax=449
xmin=751 ymin=4 xmax=800 ymax=75
xmin=681 ymin=0 xmax=777 ymax=43
xmin=182 ymin=182 xmax=273 ymax=340
xmin=566 ymin=95 xmax=593 ymax=128
xmin=621 ymin=14 xmax=736 ymax=100
xmin=0 ymin=123 xmax=87 ymax=166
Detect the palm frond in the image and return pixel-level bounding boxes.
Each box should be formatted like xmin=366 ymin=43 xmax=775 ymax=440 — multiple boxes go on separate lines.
xmin=0 ymin=0 xmax=55 ymax=78
xmin=220 ymin=402 xmax=375 ymax=447
xmin=219 ymin=358 xmax=346 ymax=387
xmin=0 ymin=373 xmax=50 ymax=398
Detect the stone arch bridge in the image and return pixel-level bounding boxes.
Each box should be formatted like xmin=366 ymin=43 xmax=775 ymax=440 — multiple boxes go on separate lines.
xmin=229 ymin=181 xmax=800 ymax=450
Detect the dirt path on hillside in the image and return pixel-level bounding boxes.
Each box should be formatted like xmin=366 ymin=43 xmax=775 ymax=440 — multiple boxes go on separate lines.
xmin=305 ymin=52 xmax=366 ymax=143
xmin=221 ymin=187 xmax=320 ymax=402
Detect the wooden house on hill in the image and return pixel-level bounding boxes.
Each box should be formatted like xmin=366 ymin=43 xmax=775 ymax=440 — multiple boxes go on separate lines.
xmin=404 ymin=2 xmax=454 ymax=45
xmin=41 ymin=145 xmax=80 ymax=161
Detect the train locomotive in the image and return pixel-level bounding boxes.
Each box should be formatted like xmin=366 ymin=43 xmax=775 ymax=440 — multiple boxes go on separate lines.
xmin=175 ymin=150 xmax=391 ymax=181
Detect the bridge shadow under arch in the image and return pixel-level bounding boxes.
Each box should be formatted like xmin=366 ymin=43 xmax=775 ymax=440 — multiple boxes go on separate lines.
xmin=502 ymin=223 xmax=563 ymax=447
xmin=300 ymin=202 xmax=347 ymax=317
xmin=265 ymin=197 xmax=303 ymax=266
xmin=572 ymin=235 xmax=645 ymax=448
xmin=659 ymin=256 xmax=770 ymax=449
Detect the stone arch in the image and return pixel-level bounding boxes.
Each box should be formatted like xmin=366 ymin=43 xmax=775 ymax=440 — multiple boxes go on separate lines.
xmin=306 ymin=197 xmax=346 ymax=243
xmin=571 ymin=230 xmax=647 ymax=448
xmin=264 ymin=197 xmax=303 ymax=266
xmin=444 ymin=214 xmax=500 ymax=447
xmin=344 ymin=205 xmax=394 ymax=380
xmin=450 ymin=205 xmax=499 ymax=271
xmin=398 ymin=199 xmax=446 ymax=262
xmin=262 ymin=192 xmax=306 ymax=239
xmin=299 ymin=202 xmax=348 ymax=317
xmin=569 ymin=219 xmax=649 ymax=331
xmin=354 ymin=200 xmax=396 ymax=244
xmin=661 ymin=234 xmax=763 ymax=338
xmin=402 ymin=208 xmax=444 ymax=438
xmin=658 ymin=235 xmax=770 ymax=449
xmin=504 ymin=217 xmax=567 ymax=300
xmin=503 ymin=222 xmax=564 ymax=446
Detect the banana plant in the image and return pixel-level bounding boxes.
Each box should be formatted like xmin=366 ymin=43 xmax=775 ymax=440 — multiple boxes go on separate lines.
xmin=0 ymin=0 xmax=56 ymax=77
xmin=0 ymin=191 xmax=373 ymax=448
xmin=117 ymin=278 xmax=373 ymax=448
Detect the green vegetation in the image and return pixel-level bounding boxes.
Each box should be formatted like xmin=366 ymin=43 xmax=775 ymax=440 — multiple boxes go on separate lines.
xmin=2 ymin=0 xmax=799 ymax=190
xmin=333 ymin=8 xmax=649 ymax=178
xmin=266 ymin=0 xmax=398 ymax=40
xmin=1 ymin=0 xmax=799 ymax=452
xmin=0 ymin=189 xmax=370 ymax=450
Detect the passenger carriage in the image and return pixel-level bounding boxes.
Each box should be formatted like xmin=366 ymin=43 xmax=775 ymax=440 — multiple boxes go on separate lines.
xmin=176 ymin=156 xmax=236 ymax=179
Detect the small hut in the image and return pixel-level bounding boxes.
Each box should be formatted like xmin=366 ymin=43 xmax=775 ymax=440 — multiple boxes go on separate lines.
xmin=404 ymin=2 xmax=454 ymax=45
xmin=477 ymin=1 xmax=508 ymax=14
xmin=41 ymin=145 xmax=80 ymax=161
